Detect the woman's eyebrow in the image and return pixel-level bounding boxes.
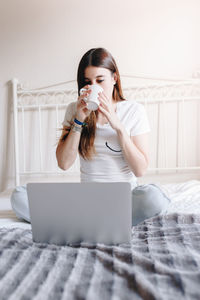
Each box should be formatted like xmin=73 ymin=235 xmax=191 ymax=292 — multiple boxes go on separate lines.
xmin=84 ymin=75 xmax=105 ymax=80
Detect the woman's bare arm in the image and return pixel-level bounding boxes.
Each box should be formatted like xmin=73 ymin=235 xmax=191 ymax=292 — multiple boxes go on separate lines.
xmin=56 ymin=125 xmax=82 ymax=170
xmin=116 ymin=125 xmax=149 ymax=177
xmin=56 ymin=85 xmax=92 ymax=170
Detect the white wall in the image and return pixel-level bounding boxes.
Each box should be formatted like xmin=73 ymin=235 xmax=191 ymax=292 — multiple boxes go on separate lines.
xmin=0 ymin=0 xmax=200 ymax=192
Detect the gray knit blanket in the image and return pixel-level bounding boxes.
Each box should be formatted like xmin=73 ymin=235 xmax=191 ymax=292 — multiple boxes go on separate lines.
xmin=0 ymin=213 xmax=200 ymax=300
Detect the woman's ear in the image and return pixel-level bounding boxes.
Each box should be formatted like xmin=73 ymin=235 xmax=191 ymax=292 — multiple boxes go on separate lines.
xmin=112 ymin=72 xmax=117 ymax=85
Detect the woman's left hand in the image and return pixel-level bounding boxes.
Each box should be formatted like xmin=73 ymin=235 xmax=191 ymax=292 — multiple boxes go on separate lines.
xmin=98 ymin=91 xmax=121 ymax=131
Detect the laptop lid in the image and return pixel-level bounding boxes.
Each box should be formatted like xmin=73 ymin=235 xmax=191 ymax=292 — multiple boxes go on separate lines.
xmin=27 ymin=182 xmax=132 ymax=245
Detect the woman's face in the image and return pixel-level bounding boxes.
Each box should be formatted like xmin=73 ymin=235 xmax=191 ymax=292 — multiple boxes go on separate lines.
xmin=84 ymin=66 xmax=117 ymax=102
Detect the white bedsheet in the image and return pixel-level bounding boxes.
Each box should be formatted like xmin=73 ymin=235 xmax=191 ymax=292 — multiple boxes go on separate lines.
xmin=0 ymin=180 xmax=200 ymax=229
xmin=157 ymin=179 xmax=200 ymax=214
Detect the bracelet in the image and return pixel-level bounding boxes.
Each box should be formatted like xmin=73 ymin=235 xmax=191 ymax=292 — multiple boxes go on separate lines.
xmin=71 ymin=123 xmax=82 ymax=133
xmin=74 ymin=118 xmax=87 ymax=127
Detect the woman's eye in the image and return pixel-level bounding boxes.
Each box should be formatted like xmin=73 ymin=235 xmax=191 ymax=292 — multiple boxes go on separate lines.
xmin=85 ymin=80 xmax=103 ymax=85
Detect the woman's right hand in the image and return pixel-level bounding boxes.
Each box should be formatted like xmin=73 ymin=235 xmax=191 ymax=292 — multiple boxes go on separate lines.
xmin=75 ymin=85 xmax=92 ymax=122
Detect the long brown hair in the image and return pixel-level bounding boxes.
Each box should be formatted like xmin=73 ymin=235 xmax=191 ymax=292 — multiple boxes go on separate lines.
xmin=60 ymin=48 xmax=125 ymax=160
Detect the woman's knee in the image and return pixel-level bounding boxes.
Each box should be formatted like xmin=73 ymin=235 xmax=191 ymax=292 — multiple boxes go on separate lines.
xmin=10 ymin=184 xmax=30 ymax=223
xmin=132 ymin=183 xmax=171 ymax=226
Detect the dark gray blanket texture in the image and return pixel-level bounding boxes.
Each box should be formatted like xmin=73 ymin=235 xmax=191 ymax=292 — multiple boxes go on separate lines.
xmin=0 ymin=213 xmax=200 ymax=300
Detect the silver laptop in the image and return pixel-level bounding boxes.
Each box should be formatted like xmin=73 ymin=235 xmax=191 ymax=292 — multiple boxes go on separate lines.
xmin=27 ymin=182 xmax=132 ymax=245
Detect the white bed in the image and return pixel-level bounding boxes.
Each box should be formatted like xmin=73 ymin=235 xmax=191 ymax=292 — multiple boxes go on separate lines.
xmin=1 ymin=75 xmax=200 ymax=226
xmin=0 ymin=77 xmax=200 ymax=300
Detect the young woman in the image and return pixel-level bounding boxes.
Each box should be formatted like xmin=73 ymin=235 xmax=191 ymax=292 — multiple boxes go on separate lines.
xmin=10 ymin=47 xmax=170 ymax=225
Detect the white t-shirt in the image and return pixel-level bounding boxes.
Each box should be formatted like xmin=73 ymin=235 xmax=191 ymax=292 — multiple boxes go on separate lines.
xmin=62 ymin=100 xmax=151 ymax=189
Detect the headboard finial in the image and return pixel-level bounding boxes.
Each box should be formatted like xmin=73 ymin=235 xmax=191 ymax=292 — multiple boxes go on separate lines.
xmin=11 ymin=78 xmax=19 ymax=85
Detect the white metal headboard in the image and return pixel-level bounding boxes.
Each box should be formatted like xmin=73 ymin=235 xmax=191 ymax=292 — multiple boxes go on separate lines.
xmin=11 ymin=76 xmax=200 ymax=187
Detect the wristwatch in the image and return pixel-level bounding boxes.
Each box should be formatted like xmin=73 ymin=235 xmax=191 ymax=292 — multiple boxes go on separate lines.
xmin=71 ymin=123 xmax=82 ymax=133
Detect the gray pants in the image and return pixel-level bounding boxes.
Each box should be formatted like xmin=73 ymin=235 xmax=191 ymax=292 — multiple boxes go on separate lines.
xmin=10 ymin=183 xmax=171 ymax=226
